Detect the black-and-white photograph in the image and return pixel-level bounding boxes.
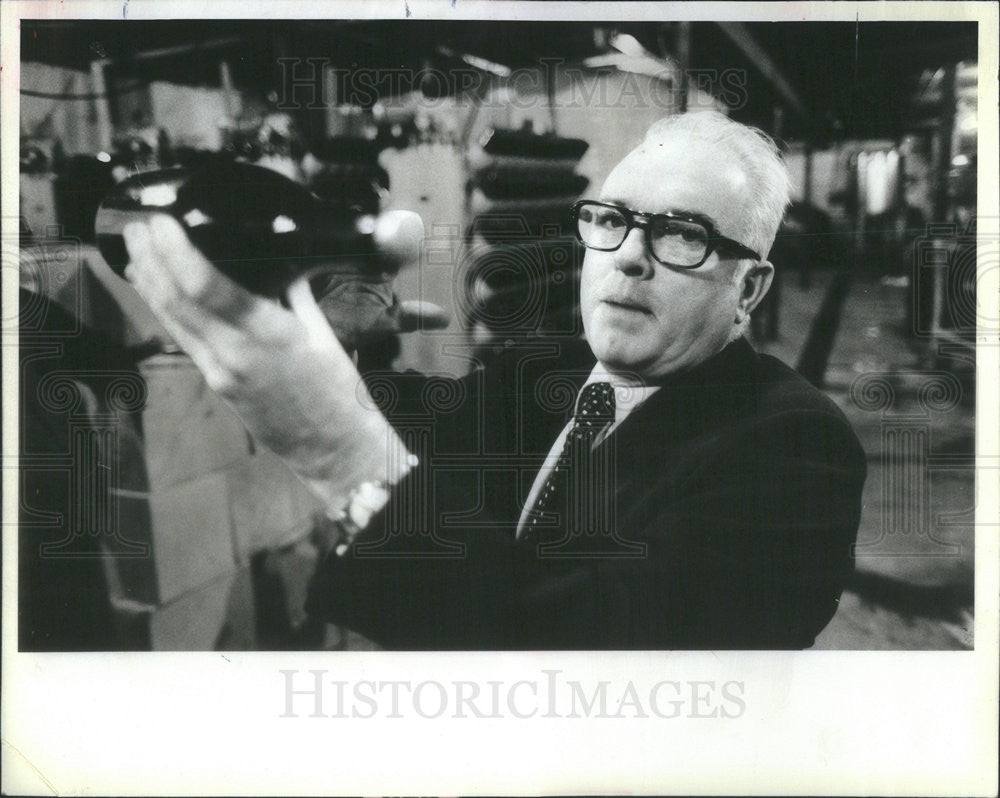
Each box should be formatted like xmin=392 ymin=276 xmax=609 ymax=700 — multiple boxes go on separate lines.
xmin=13 ymin=13 xmax=982 ymax=651
xmin=3 ymin=2 xmax=997 ymax=795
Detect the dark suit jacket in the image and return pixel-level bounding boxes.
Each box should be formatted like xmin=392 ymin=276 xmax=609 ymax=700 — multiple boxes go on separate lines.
xmin=305 ymin=336 xmax=867 ymax=649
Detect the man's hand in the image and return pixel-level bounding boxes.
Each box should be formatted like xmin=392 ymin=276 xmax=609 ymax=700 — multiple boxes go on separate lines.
xmin=122 ymin=213 xmax=415 ymax=512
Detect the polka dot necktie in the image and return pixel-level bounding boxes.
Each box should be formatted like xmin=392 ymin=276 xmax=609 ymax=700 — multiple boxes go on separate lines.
xmin=523 ymin=381 xmax=616 ymax=534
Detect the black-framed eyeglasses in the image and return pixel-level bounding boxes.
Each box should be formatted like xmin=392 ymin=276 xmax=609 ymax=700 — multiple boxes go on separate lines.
xmin=571 ymin=200 xmax=762 ymax=269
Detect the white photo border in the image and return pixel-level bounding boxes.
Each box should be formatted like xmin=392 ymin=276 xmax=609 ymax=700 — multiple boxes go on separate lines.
xmin=2 ymin=2 xmax=997 ymax=795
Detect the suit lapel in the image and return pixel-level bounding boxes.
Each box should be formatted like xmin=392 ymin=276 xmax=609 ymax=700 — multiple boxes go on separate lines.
xmin=515 ymin=337 xmax=760 ymax=548
xmin=594 ymin=336 xmax=761 ymax=501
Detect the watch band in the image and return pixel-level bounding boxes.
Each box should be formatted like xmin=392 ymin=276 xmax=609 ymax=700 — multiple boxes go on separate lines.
xmin=330 ymin=452 xmax=419 ymax=555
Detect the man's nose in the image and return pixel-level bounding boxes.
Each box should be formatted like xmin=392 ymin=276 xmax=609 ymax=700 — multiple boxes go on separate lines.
xmin=613 ymin=227 xmax=655 ymax=279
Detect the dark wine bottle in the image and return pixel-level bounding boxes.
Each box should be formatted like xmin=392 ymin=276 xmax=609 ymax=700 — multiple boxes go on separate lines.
xmin=94 ymin=159 xmax=379 ymax=298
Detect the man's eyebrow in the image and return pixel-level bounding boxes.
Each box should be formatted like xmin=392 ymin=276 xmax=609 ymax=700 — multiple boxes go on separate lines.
xmin=665 ymin=207 xmax=719 ymax=228
xmin=597 ymin=198 xmax=720 ymax=228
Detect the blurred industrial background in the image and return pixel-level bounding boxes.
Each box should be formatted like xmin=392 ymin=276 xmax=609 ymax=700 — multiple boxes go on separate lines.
xmin=16 ymin=20 xmax=979 ymax=650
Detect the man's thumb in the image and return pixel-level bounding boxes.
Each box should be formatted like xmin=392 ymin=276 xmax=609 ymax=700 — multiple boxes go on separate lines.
xmin=395 ymin=300 xmax=451 ymax=332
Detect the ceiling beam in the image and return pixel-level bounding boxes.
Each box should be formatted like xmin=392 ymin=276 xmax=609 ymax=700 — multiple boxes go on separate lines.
xmin=716 ymin=22 xmax=809 ymax=120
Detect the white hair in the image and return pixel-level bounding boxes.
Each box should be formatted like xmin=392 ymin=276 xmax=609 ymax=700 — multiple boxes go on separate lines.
xmin=643 ymin=110 xmax=792 ymax=262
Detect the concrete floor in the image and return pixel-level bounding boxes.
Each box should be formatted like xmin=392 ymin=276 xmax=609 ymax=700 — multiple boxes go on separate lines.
xmin=757 ymin=268 xmax=976 ymax=650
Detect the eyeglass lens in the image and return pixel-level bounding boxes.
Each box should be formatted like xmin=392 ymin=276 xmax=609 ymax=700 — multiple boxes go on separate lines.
xmin=576 ymin=203 xmax=710 ymax=267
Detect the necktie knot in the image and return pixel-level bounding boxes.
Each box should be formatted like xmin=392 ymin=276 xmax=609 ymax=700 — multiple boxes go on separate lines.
xmin=574 ymin=381 xmax=616 ymax=427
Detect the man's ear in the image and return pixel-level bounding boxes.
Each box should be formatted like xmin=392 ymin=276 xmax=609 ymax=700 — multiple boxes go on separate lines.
xmin=734 ymin=260 xmax=774 ymax=325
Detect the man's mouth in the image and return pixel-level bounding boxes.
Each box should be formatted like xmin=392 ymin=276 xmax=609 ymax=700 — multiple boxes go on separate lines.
xmin=601 ymin=297 xmax=651 ymax=314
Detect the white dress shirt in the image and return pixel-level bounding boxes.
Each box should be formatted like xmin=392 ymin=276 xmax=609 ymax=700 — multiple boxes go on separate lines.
xmin=515 ymin=363 xmax=660 ymax=537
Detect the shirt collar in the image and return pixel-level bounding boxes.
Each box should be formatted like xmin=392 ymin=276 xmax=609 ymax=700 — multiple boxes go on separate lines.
xmin=580 ymin=362 xmax=661 ymax=424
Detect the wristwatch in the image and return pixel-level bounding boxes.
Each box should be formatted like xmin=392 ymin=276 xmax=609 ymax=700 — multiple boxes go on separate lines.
xmin=330 ymin=453 xmax=419 ymax=555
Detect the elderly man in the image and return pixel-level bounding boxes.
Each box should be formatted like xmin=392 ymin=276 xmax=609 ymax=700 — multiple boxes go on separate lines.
xmin=122 ymin=111 xmax=866 ymax=649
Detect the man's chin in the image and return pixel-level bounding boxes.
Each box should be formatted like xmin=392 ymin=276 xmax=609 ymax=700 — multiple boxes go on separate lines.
xmin=588 ymin=339 xmax=655 ymax=374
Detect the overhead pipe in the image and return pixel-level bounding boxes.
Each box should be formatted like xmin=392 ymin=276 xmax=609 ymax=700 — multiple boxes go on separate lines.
xmin=716 ymin=22 xmax=809 ymax=120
